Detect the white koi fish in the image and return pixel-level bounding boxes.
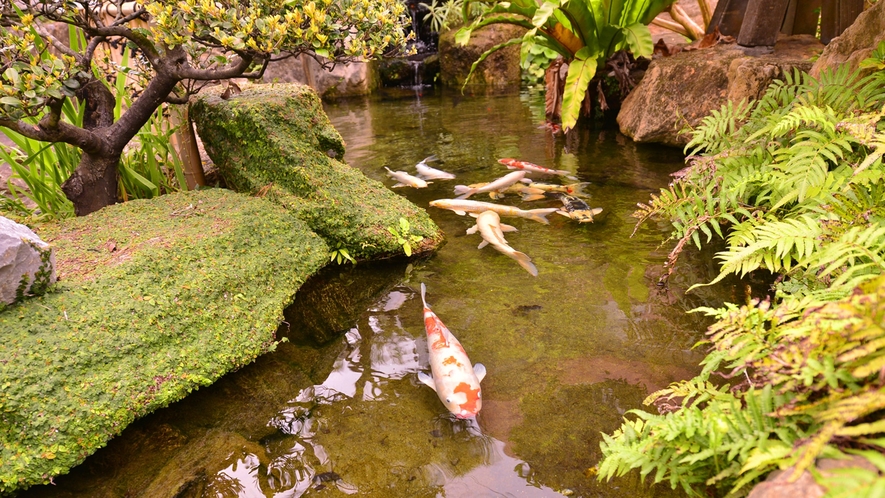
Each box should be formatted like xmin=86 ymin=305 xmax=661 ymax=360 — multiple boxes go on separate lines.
xmin=453 ymin=171 xmax=526 ymax=199
xmin=418 ymin=283 xmax=485 ymax=418
xmin=458 ymin=182 xmax=546 ymax=201
xmin=429 ymin=198 xmax=559 ymax=224
xmin=415 ymin=156 xmax=456 ymax=180
xmin=385 ymin=167 xmax=429 ymax=188
xmin=498 ymin=158 xmax=579 ymax=181
xmin=467 ymin=211 xmax=538 ymax=276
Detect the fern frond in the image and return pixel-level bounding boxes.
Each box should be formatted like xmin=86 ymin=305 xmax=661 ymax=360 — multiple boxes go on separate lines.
xmin=685 ymin=99 xmax=754 ymax=156
xmin=706 ymin=216 xmax=823 ymax=285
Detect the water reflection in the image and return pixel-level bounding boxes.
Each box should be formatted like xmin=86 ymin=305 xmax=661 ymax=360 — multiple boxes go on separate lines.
xmin=21 ymin=90 xmax=736 ymax=498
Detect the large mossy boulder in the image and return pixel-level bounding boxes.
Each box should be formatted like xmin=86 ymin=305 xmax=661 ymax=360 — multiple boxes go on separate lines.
xmin=618 ymin=36 xmax=823 ymax=147
xmin=438 ymin=24 xmax=525 ymax=92
xmin=0 ymin=189 xmax=329 ymax=493
xmin=191 ymin=83 xmax=443 ymax=260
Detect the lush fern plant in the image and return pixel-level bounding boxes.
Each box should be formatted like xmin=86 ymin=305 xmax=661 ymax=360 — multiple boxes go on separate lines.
xmin=634 ymin=59 xmax=885 ymax=306
xmin=602 ymin=45 xmax=885 ymax=497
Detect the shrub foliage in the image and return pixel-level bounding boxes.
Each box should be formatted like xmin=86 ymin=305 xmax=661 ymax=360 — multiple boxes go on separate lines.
xmin=600 ymin=46 xmax=885 ymax=497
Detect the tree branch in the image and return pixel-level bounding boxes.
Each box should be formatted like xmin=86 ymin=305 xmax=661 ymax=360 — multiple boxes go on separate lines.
xmin=0 ymin=118 xmax=104 ymax=153
xmin=173 ymin=55 xmax=254 ymax=80
xmin=240 ymin=58 xmax=269 ymax=79
xmin=106 ymin=70 xmax=179 ymax=151
xmin=83 ymin=24 xmax=162 ymax=68
xmin=33 ymin=24 xmax=84 ymax=65
xmin=164 ymin=91 xmax=190 ymax=105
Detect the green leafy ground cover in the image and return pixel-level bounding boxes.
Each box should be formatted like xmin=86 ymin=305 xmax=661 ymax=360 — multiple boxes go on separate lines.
xmin=0 ymin=188 xmax=329 ymax=493
xmin=190 ymin=83 xmax=444 ymax=260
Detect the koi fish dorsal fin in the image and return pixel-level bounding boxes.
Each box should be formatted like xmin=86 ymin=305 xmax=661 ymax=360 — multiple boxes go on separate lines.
xmin=418 ymin=371 xmax=437 ymax=391
xmin=420 ymin=282 xmax=430 ymax=309
xmin=474 ymin=363 xmax=486 ymax=382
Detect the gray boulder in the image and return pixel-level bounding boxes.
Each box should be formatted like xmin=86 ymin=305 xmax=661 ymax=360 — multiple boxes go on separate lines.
xmin=0 ymin=216 xmax=56 ymax=305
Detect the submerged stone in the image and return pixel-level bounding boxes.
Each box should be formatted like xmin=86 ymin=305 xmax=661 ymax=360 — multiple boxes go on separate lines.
xmin=190 ymin=83 xmax=444 ymax=261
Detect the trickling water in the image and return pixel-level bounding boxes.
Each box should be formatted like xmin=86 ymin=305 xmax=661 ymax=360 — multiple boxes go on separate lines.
xmin=23 ymin=88 xmax=743 ymax=498
xmin=409 ymin=60 xmax=423 ymax=88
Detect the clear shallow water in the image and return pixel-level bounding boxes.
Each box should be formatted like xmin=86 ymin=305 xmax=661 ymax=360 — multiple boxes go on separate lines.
xmin=23 ymin=88 xmax=741 ymax=498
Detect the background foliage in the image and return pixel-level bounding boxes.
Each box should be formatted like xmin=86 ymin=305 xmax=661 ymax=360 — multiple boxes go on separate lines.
xmin=600 ymin=45 xmax=885 ymax=497
xmin=454 ymin=0 xmax=675 ymax=130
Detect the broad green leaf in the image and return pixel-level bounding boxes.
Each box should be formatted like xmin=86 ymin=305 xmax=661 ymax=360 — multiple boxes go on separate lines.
xmin=4 ymin=67 xmax=20 ymax=86
xmin=560 ymin=46 xmax=597 ymax=132
xmin=454 ymin=26 xmax=473 ymax=46
xmin=620 ymin=23 xmax=653 ymax=58
xmin=559 ymin=0 xmax=599 ymax=50
xmin=532 ymin=0 xmax=562 ymax=29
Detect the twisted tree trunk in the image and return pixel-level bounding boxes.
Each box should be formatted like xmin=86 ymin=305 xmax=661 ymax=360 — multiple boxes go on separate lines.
xmin=61 ymin=152 xmax=122 ymax=216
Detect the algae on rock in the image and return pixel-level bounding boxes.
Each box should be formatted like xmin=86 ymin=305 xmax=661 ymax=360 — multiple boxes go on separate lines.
xmin=0 ymin=189 xmax=329 ymax=493
xmin=190 ymin=83 xmax=444 ymax=260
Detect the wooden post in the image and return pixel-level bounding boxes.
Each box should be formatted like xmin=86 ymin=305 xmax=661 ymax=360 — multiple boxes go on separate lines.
xmin=737 ymin=0 xmax=791 ymax=47
xmin=792 ymin=0 xmax=822 ymax=35
xmin=707 ymin=0 xmax=751 ymax=37
xmin=168 ymin=107 xmax=206 ymax=189
xmin=821 ymin=0 xmax=863 ymax=44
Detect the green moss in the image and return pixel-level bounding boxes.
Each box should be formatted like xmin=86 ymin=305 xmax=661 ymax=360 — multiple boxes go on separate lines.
xmin=190 ymin=83 xmax=444 ymax=260
xmin=0 ymin=188 xmax=329 ymax=493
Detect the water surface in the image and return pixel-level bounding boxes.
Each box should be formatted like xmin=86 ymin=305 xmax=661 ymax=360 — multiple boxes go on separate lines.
xmin=23 ymin=88 xmax=739 ymax=497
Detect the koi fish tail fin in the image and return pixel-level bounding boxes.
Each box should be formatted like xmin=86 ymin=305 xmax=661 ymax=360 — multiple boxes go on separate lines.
xmin=453 ymin=185 xmax=474 ymax=199
xmin=512 ymin=250 xmax=538 ymax=277
xmin=420 ymin=282 xmax=430 ymax=309
xmin=526 ymin=208 xmax=559 ymax=225
xmin=570 ymin=182 xmax=592 ymax=197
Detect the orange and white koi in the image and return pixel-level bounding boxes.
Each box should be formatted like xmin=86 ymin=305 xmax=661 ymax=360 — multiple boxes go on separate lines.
xmin=386 ymin=167 xmax=429 ymax=188
xmin=498 ymin=158 xmax=578 ymax=181
xmin=429 ymin=198 xmax=559 ymax=224
xmin=453 ymin=171 xmax=525 ymax=199
xmin=418 ymin=283 xmax=486 ymax=419
xmin=466 ymin=211 xmax=538 ymax=276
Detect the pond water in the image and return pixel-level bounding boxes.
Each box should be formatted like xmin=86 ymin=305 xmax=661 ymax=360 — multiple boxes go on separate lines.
xmin=22 ymin=88 xmax=743 ymax=498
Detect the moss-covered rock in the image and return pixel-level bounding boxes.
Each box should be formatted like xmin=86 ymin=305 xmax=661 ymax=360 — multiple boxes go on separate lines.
xmin=438 ymin=24 xmax=524 ymax=92
xmin=0 ymin=188 xmax=329 ymax=493
xmin=190 ymin=83 xmax=444 ymax=260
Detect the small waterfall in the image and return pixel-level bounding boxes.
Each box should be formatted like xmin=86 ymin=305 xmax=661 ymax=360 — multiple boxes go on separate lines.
xmin=409 ymin=60 xmax=423 ymax=88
